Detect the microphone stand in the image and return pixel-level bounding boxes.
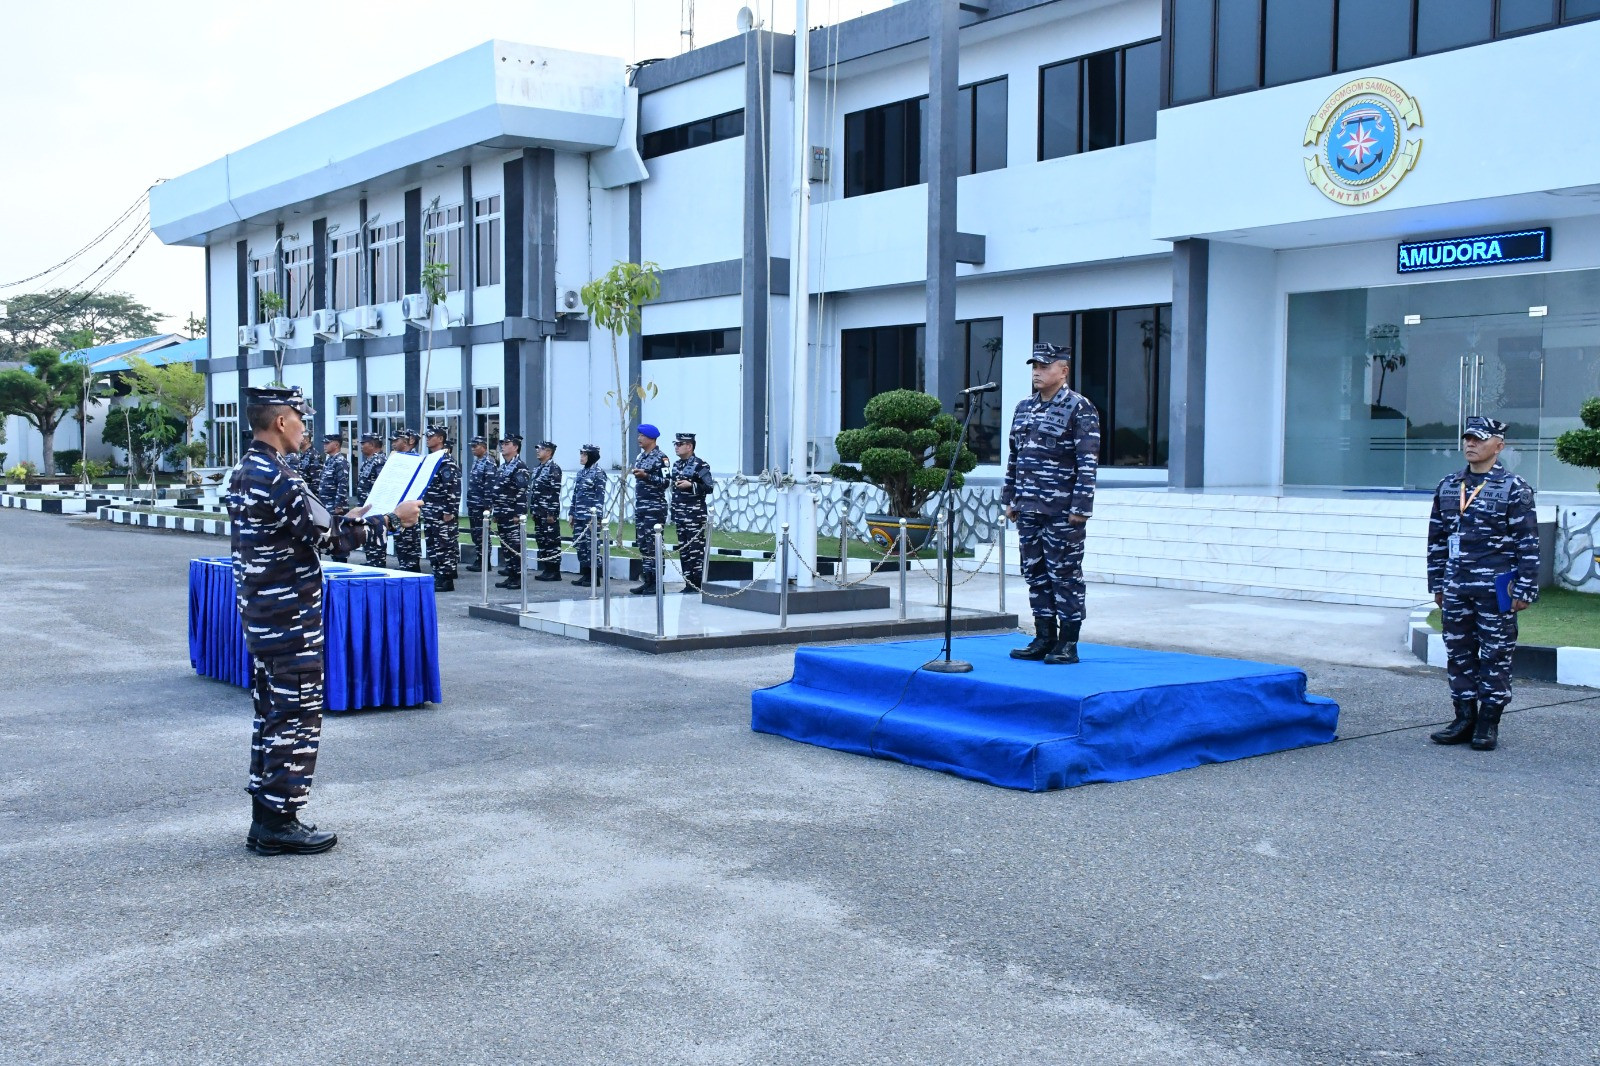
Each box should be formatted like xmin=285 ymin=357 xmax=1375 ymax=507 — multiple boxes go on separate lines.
xmin=923 ymin=386 xmax=992 ymax=674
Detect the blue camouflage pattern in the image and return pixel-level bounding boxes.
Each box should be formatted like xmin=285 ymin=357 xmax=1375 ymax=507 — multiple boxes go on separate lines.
xmin=317 ymin=449 xmax=353 ymax=561
xmin=670 ymin=454 xmax=714 ymax=588
xmin=422 ymin=449 xmax=462 ymax=579
xmin=492 ymin=453 xmax=532 ymax=573
xmin=570 ymin=464 xmax=608 ymax=573
xmin=1002 ymin=387 xmax=1100 ymax=622
xmin=632 ymin=446 xmax=670 ymax=583
xmin=356 ymin=450 xmax=388 ymax=565
xmin=466 ymin=452 xmax=499 ymax=567
xmin=530 ymin=458 xmax=564 ymax=573
xmin=390 ymin=443 xmax=422 ymax=570
xmin=1428 ymin=461 xmax=1541 ymax=712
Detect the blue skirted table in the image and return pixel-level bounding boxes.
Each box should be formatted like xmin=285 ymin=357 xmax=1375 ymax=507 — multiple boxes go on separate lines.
xmin=188 ymin=557 xmax=443 ymax=711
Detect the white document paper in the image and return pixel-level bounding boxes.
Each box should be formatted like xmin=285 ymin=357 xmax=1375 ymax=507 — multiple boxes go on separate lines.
xmin=360 ymin=450 xmax=445 ymax=516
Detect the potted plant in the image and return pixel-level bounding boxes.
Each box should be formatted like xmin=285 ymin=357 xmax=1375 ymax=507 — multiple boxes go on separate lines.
xmin=1553 ymin=396 xmax=1600 ymax=593
xmin=830 ymin=389 xmax=976 ymax=551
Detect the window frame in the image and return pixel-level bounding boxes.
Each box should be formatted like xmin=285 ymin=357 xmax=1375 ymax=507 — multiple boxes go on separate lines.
xmin=1032 ymin=303 xmax=1172 ymax=469
xmin=424 ymin=204 xmax=465 ymax=294
xmin=641 ymin=328 xmax=743 ymax=361
xmin=474 ymin=385 xmax=501 ymax=447
xmin=330 ymin=233 xmax=361 ymax=311
xmin=249 ymin=255 xmax=277 ymax=325
xmin=473 ymin=196 xmax=502 ymax=288
xmin=212 ymin=401 xmax=241 ymax=467
xmin=1038 ymin=37 xmax=1161 ymax=162
xmin=367 ymin=222 xmax=405 ymax=305
xmin=641 ymin=109 xmax=747 ymax=160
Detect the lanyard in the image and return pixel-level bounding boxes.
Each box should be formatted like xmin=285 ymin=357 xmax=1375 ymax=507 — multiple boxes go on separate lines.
xmin=1459 ymin=478 xmax=1487 ymax=515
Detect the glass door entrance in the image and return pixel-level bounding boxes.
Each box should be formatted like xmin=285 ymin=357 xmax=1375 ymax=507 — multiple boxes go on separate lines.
xmin=1285 ymin=268 xmax=1600 ymax=493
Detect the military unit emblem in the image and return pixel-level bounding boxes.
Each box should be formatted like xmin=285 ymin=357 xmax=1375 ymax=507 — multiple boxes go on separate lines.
xmin=1303 ymin=78 xmax=1423 ymax=205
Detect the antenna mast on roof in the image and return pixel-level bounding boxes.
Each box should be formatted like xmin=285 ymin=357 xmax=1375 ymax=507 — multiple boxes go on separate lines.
xmin=681 ymin=0 xmax=696 ymax=51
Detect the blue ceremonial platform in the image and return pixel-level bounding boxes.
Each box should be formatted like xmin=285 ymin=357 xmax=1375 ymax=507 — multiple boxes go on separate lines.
xmin=188 ymin=557 xmax=442 ymax=711
xmin=751 ymin=636 xmax=1339 ymax=791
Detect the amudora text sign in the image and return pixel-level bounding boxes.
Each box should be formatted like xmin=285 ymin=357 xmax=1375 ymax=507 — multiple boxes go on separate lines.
xmin=1397 ymin=228 xmax=1551 ymax=273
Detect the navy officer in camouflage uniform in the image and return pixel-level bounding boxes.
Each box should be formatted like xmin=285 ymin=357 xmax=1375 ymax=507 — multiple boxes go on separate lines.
xmin=494 ymin=434 xmax=533 ymax=589
xmin=422 ymin=425 xmax=462 ymax=592
xmin=227 ymin=386 xmax=421 ymax=854
xmin=669 ymin=432 xmax=715 ymax=594
xmin=1002 ymin=342 xmax=1101 ymax=665
xmin=529 ymin=440 xmax=564 ymax=582
xmin=1426 ymin=416 xmax=1540 ymax=751
xmin=465 ymin=435 xmax=498 ymax=573
xmin=355 ymin=432 xmax=388 ymax=566
xmin=299 ymin=429 xmax=324 ymax=488
xmin=630 ymin=424 xmax=670 ymax=595
xmin=390 ymin=428 xmax=424 ymax=572
xmin=316 ymin=433 xmax=352 ymax=562
xmin=570 ymin=444 xmax=607 ymax=586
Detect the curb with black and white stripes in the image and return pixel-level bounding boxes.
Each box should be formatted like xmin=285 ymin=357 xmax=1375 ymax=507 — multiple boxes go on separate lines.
xmin=1408 ymin=603 xmax=1600 ymax=689
xmin=1 ymin=492 xmax=112 ymax=515
xmin=96 ymin=505 xmax=230 ymax=536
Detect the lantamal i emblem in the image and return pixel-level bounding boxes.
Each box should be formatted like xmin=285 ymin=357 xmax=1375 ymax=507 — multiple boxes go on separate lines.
xmin=1303 ymin=78 xmax=1423 ymax=205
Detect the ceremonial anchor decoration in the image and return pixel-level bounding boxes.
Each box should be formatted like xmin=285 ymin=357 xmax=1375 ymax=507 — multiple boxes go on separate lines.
xmin=1304 ymin=78 xmax=1423 ymax=205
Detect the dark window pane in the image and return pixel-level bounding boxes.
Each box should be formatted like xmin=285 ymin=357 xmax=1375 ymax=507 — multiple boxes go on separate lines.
xmin=714 ymin=110 xmax=744 ymax=138
xmin=1154 ymin=307 xmax=1171 ymax=467
xmin=1567 ymin=0 xmax=1600 ymax=18
xmin=1035 ymin=312 xmax=1073 ymax=350
xmin=1215 ymin=0 xmax=1262 ymax=93
xmin=1170 ymin=0 xmax=1215 ymax=103
xmin=1417 ymin=0 xmax=1493 ymax=50
xmin=1077 ymin=311 xmax=1113 ymax=455
xmin=1039 ymin=60 xmax=1081 ymax=160
xmin=963 ymin=318 xmax=1004 ymax=464
xmin=841 ymin=329 xmax=872 ymax=429
xmin=1264 ymin=0 xmax=1334 ymax=85
xmin=1113 ymin=308 xmax=1158 ymax=466
xmin=685 ymin=119 xmax=715 ymax=148
xmin=1122 ymin=42 xmax=1159 ymax=143
xmin=957 ymin=85 xmax=975 ymax=176
xmin=1499 ymin=0 xmax=1556 ymax=32
xmin=914 ymin=97 xmax=928 ymax=186
xmin=1082 ymin=50 xmax=1120 ymax=151
xmin=974 ymin=79 xmax=1008 ymax=171
xmin=881 ymin=103 xmax=907 ymax=192
xmin=844 ymin=111 xmax=867 ymax=197
xmin=1337 ymin=0 xmax=1411 ymax=70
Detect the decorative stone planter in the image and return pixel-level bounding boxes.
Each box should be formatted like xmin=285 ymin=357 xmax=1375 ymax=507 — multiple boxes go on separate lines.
xmin=1554 ymin=505 xmax=1600 ymax=593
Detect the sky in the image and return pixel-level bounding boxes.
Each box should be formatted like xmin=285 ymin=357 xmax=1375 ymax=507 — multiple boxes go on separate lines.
xmin=0 ymin=0 xmax=890 ymax=337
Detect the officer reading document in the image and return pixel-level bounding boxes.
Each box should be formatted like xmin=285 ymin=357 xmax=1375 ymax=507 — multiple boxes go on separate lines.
xmin=227 ymin=386 xmax=421 ymax=855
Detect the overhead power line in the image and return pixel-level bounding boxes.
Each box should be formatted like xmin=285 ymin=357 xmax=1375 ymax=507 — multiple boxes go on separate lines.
xmin=0 ymin=186 xmax=156 ymax=292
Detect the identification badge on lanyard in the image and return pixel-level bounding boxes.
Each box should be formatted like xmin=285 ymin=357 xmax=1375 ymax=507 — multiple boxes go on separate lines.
xmin=1447 ymin=533 xmax=1462 ymax=559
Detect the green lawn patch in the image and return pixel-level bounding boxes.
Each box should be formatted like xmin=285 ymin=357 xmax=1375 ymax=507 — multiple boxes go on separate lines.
xmin=1426 ymin=586 xmax=1600 ymax=649
xmin=452 ymin=516 xmax=964 ymax=559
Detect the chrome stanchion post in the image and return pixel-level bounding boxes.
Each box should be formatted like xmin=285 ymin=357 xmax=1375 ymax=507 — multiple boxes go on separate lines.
xmin=588 ymin=506 xmax=600 ymax=600
xmin=700 ymin=504 xmax=715 ymax=589
xmin=601 ymin=525 xmax=612 ymax=629
xmin=654 ymin=523 xmax=666 ymax=638
xmin=934 ymin=506 xmax=946 ymax=608
xmin=480 ymin=509 xmax=492 ymax=606
xmin=837 ymin=506 xmax=849 ymax=587
xmin=779 ymin=522 xmax=790 ymax=629
xmin=997 ymin=512 xmax=1007 ymax=614
xmin=519 ymin=514 xmax=529 ymax=615
xmin=897 ymin=518 xmax=908 ymax=622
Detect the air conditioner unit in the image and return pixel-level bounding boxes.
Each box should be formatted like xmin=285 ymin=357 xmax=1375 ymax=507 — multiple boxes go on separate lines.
xmin=556 ymin=288 xmax=583 ymax=316
xmin=341 ymin=306 xmax=381 ymax=336
xmin=236 ymin=325 xmax=256 ymax=348
xmin=270 ymin=316 xmax=295 ymax=342
xmin=400 ymin=293 xmax=432 ymax=322
xmin=311 ymin=308 xmax=339 ymax=338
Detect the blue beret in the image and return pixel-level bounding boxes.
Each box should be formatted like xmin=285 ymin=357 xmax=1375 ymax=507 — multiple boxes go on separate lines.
xmin=637 ymin=423 xmax=660 ymax=439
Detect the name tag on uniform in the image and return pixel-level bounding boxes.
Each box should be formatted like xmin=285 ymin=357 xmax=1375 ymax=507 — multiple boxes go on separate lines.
xmin=1447 ymin=533 xmax=1462 ymax=559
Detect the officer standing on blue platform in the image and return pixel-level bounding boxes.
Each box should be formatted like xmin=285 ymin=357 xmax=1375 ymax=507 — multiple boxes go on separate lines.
xmin=1002 ymin=342 xmax=1101 ymax=666
xmin=355 ymin=432 xmax=388 ymax=566
xmin=630 ymin=424 xmax=670 ymax=595
xmin=390 ymin=428 xmax=423 ymax=572
xmin=465 ymin=435 xmax=498 ymax=573
xmin=529 ymin=440 xmax=564 ymax=582
xmin=227 ymin=386 xmax=421 ymax=855
xmin=316 ymin=433 xmax=353 ymax=562
xmin=669 ymin=432 xmax=714 ymax=594
xmin=570 ymin=444 xmax=606 ymax=586
xmin=1426 ymin=416 xmax=1540 ymax=752
xmin=422 ymin=425 xmax=462 ymax=592
xmin=493 ymin=434 xmax=533 ymax=589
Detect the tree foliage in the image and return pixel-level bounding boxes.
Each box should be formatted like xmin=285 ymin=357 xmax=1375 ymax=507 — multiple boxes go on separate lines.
xmin=103 ymin=402 xmax=184 ymax=479
xmin=0 ymin=348 xmax=81 ymax=471
xmin=581 ymin=261 xmax=662 ymax=532
xmin=126 ymin=355 xmax=208 ymax=478
xmin=831 ymin=389 xmax=976 ymax=517
xmin=1554 ymin=396 xmax=1600 ymax=492
xmin=0 ymin=290 xmax=162 ymax=361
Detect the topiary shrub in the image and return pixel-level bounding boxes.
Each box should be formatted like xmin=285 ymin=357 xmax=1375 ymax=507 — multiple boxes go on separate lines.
xmin=830 ymin=389 xmax=977 ymax=518
xmin=1554 ymin=396 xmax=1600 ymax=492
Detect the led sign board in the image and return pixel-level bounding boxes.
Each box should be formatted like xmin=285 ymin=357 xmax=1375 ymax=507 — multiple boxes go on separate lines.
xmin=1397 ymin=228 xmax=1551 ymax=274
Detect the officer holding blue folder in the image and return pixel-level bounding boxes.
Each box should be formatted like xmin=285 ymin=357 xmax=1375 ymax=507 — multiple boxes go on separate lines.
xmin=1426 ymin=416 xmax=1540 ymax=751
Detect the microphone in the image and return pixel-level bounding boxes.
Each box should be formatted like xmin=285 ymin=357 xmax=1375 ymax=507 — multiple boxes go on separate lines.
xmin=960 ymin=381 xmax=999 ymax=395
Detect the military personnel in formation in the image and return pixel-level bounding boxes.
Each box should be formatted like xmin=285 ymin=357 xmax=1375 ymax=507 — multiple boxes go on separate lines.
xmin=669 ymin=432 xmax=715 ymax=594
xmin=355 ymin=433 xmax=388 ymax=566
xmin=1426 ymin=416 xmax=1540 ymax=752
xmin=226 ymin=386 xmax=421 ymax=855
xmin=422 ymin=425 xmax=462 ymax=593
xmin=465 ymin=435 xmax=499 ymax=573
xmin=569 ymin=444 xmax=607 ymax=586
xmin=529 ymin=441 xmax=564 ymax=582
xmin=1002 ymin=342 xmax=1101 ymax=666
xmin=630 ymin=424 xmax=670 ymax=595
xmin=281 ymin=432 xmax=306 ymax=479
xmin=493 ymin=434 xmax=534 ymax=589
xmin=390 ymin=428 xmax=423 ymax=572
xmin=316 ymin=433 xmax=353 ymax=562
xmin=299 ymin=429 xmax=325 ymax=488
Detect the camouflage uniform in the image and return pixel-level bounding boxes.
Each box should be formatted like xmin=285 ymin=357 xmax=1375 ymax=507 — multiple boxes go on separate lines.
xmin=390 ymin=432 xmax=423 ymax=571
xmin=529 ymin=449 xmax=564 ymax=580
xmin=631 ymin=442 xmax=670 ymax=588
xmin=1001 ymin=383 xmax=1100 ymax=625
xmin=317 ymin=444 xmax=352 ymax=562
xmin=492 ymin=446 xmax=533 ymax=582
xmin=300 ymin=448 xmax=325 ymax=491
xmin=1427 ymin=441 xmax=1540 ymax=744
xmin=227 ymin=436 xmax=385 ymax=821
xmin=421 ymin=438 xmax=462 ymax=584
xmin=569 ymin=451 xmax=608 ymax=580
xmin=669 ymin=443 xmax=714 ymax=591
xmin=355 ymin=445 xmax=388 ymax=566
xmin=465 ymin=443 xmax=499 ymax=570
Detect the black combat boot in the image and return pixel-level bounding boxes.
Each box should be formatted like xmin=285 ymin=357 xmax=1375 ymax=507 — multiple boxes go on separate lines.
xmin=247 ymin=800 xmax=336 ymax=855
xmin=466 ymin=560 xmax=483 ymax=573
xmin=533 ymin=564 xmax=561 ymax=582
xmin=570 ymin=568 xmax=591 ymax=586
xmin=1471 ymin=704 xmax=1503 ymax=751
xmin=434 ymin=576 xmax=455 ymax=593
xmin=631 ymin=581 xmax=656 ymax=596
xmin=1010 ymin=617 xmax=1057 ymax=661
xmin=1044 ymin=620 xmax=1082 ymax=665
xmin=495 ymin=574 xmax=521 ymax=589
xmin=1429 ymin=700 xmax=1477 ymax=745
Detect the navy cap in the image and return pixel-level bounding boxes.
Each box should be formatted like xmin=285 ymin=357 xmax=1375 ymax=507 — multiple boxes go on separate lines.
xmin=537 ymin=440 xmax=557 ymax=451
xmin=502 ymin=433 xmax=524 ymax=446
xmin=321 ymin=433 xmax=342 ymax=444
xmin=360 ymin=432 xmax=382 ymax=445
xmin=637 ymin=423 xmax=660 ymax=439
xmin=470 ymin=435 xmax=487 ymax=446
xmin=391 ymin=428 xmax=418 ymax=443
xmin=1027 ymin=342 xmax=1072 ymax=366
xmin=580 ymin=443 xmax=600 ymax=457
xmin=244 ymin=385 xmax=315 ymax=416
xmin=1463 ymin=416 xmax=1507 ymax=440
xmin=426 ymin=424 xmax=448 ymax=440
xmin=674 ymin=432 xmax=696 ymax=445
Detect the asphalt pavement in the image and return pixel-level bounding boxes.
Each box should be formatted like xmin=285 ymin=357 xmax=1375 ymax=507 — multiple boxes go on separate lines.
xmin=1 ymin=507 xmax=1596 ymax=1065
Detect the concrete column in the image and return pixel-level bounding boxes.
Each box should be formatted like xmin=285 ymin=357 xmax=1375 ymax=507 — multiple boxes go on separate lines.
xmin=1168 ymin=238 xmax=1209 ymax=489
xmin=924 ymin=0 xmax=961 ymax=411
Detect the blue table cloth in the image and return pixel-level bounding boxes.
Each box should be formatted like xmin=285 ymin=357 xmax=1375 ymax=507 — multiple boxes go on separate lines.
xmin=188 ymin=557 xmax=443 ymax=711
